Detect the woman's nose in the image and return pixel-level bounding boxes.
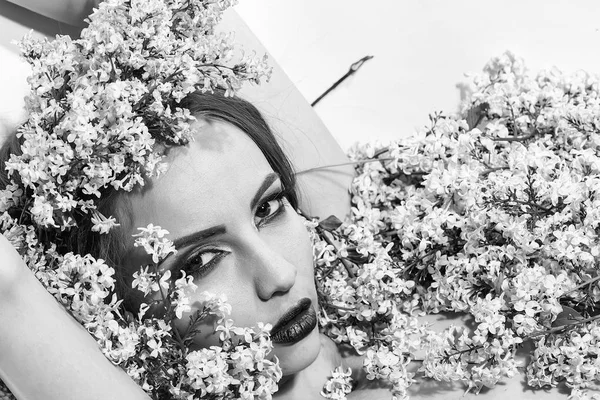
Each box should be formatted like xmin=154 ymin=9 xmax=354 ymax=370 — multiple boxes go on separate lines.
xmin=248 ymin=236 xmax=297 ymax=301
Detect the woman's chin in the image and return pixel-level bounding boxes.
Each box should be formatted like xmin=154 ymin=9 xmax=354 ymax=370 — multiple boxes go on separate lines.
xmin=273 ymin=326 xmax=321 ymax=376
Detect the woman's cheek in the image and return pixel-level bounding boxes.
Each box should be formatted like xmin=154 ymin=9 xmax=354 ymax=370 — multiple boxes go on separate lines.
xmin=280 ymin=214 xmax=318 ymax=299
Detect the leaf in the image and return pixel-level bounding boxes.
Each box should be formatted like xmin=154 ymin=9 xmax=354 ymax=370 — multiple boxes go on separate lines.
xmin=124 ymin=310 xmax=136 ymax=324
xmin=466 ymin=102 xmax=490 ymax=130
xmin=552 ymin=305 xmax=584 ymax=327
xmin=344 ymin=246 xmax=369 ymax=264
xmin=319 ymin=215 xmax=343 ymax=232
xmin=583 ymin=268 xmax=598 ymax=278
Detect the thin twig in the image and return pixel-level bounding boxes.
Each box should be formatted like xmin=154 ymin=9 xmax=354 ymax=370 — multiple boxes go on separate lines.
xmin=479 ymin=166 xmax=509 ymax=177
xmin=492 ymin=134 xmax=535 ymax=142
xmin=374 ymin=148 xmax=391 ymax=157
xmin=295 ymin=157 xmax=396 ymax=176
xmin=443 ymin=345 xmax=484 ymax=359
xmin=562 ymin=275 xmax=600 ymax=297
xmin=505 ymin=198 xmax=553 ymax=213
xmin=311 ymin=55 xmax=374 ymax=107
xmin=529 ymin=313 xmax=600 ymax=338
xmin=296 ymin=208 xmax=355 ymax=278
xmin=318 ymin=226 xmax=356 ymax=279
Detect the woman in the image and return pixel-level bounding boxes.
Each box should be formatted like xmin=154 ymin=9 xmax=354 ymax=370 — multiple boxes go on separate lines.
xmin=0 ymin=83 xmax=393 ymax=399
xmin=0 ymin=0 xmax=381 ymax=398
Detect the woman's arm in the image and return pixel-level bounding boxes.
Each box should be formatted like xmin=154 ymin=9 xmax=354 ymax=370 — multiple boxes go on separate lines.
xmin=0 ymin=234 xmax=150 ymax=400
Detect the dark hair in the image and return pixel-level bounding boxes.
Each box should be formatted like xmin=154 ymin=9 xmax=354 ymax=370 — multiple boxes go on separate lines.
xmin=179 ymin=91 xmax=298 ymax=209
xmin=0 ymin=91 xmax=298 ymax=301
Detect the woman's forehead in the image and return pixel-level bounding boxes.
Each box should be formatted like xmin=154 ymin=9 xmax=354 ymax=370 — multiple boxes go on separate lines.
xmin=127 ymin=120 xmax=274 ymax=235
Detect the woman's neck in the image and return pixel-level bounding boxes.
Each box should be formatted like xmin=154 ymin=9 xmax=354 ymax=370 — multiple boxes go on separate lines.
xmin=275 ymin=334 xmax=343 ymax=399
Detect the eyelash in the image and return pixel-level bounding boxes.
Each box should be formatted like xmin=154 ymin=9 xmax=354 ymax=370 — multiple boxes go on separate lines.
xmin=181 ymin=190 xmax=289 ymax=278
xmin=182 ymin=249 xmax=229 ymax=278
xmin=254 ymin=190 xmax=288 ymax=228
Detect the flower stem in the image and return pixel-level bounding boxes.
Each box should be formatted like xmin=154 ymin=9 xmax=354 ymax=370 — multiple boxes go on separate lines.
xmin=492 ymin=134 xmax=534 ymax=142
xmin=311 ymin=55 xmax=373 ymax=106
xmin=562 ymin=275 xmax=600 ymax=297
xmin=295 ymin=157 xmax=396 ymax=176
xmin=318 ymin=226 xmax=356 ymax=279
xmin=529 ymin=313 xmax=600 ymax=338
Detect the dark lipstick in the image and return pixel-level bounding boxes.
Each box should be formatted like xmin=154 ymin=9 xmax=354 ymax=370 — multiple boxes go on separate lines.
xmin=270 ymin=298 xmax=317 ymax=345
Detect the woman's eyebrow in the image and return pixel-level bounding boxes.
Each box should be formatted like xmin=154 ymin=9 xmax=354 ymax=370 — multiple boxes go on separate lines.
xmin=169 ymin=173 xmax=278 ymax=252
xmin=172 ymin=225 xmax=227 ymax=250
xmin=250 ymin=172 xmax=280 ymax=209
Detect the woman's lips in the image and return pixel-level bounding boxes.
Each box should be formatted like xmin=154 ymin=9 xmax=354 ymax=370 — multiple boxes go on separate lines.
xmin=270 ymin=298 xmax=317 ymax=345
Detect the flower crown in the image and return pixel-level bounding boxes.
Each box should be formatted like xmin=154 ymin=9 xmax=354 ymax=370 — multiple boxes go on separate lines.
xmin=7 ymin=0 xmax=270 ymax=233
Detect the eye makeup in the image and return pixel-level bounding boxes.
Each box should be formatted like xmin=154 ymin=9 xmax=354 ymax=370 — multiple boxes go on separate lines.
xmin=181 ymin=248 xmax=230 ymax=278
xmin=254 ymin=189 xmax=289 ymax=228
xmin=164 ymin=177 xmax=294 ymax=280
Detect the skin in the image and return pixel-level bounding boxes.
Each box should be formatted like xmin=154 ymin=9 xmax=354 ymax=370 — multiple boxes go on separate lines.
xmin=0 ymin=237 xmax=149 ymax=400
xmin=125 ymin=118 xmax=325 ymax=380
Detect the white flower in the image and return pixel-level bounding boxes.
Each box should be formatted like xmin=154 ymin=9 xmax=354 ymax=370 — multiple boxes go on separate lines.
xmin=321 ymin=366 xmax=353 ymax=400
xmin=131 ymin=266 xmax=160 ymax=296
xmin=133 ymin=224 xmax=177 ymax=263
xmin=91 ymin=210 xmax=120 ymax=234
xmin=30 ymin=195 xmax=56 ymax=227
xmin=171 ymin=272 xmax=198 ymax=318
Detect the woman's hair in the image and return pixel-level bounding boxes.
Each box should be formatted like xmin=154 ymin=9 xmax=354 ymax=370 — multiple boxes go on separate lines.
xmin=179 ymin=91 xmax=298 ymax=210
xmin=0 ymin=91 xmax=298 ymax=301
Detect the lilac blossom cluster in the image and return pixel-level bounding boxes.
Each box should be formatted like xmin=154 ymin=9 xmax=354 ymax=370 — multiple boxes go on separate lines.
xmin=313 ymin=52 xmax=600 ymax=399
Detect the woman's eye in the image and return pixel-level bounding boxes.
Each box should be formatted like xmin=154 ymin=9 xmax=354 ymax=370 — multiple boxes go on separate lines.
xmin=254 ymin=196 xmax=286 ymax=226
xmin=190 ymin=251 xmax=220 ymax=266
xmin=183 ymin=250 xmax=227 ymax=278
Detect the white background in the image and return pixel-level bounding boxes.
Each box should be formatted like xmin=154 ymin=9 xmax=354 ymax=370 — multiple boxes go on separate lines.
xmin=2 ymin=0 xmax=600 ymax=149
xmin=235 ymin=0 xmax=600 ymax=149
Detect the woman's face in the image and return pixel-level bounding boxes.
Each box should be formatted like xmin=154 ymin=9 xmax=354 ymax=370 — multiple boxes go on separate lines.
xmin=125 ymin=118 xmax=320 ymax=375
